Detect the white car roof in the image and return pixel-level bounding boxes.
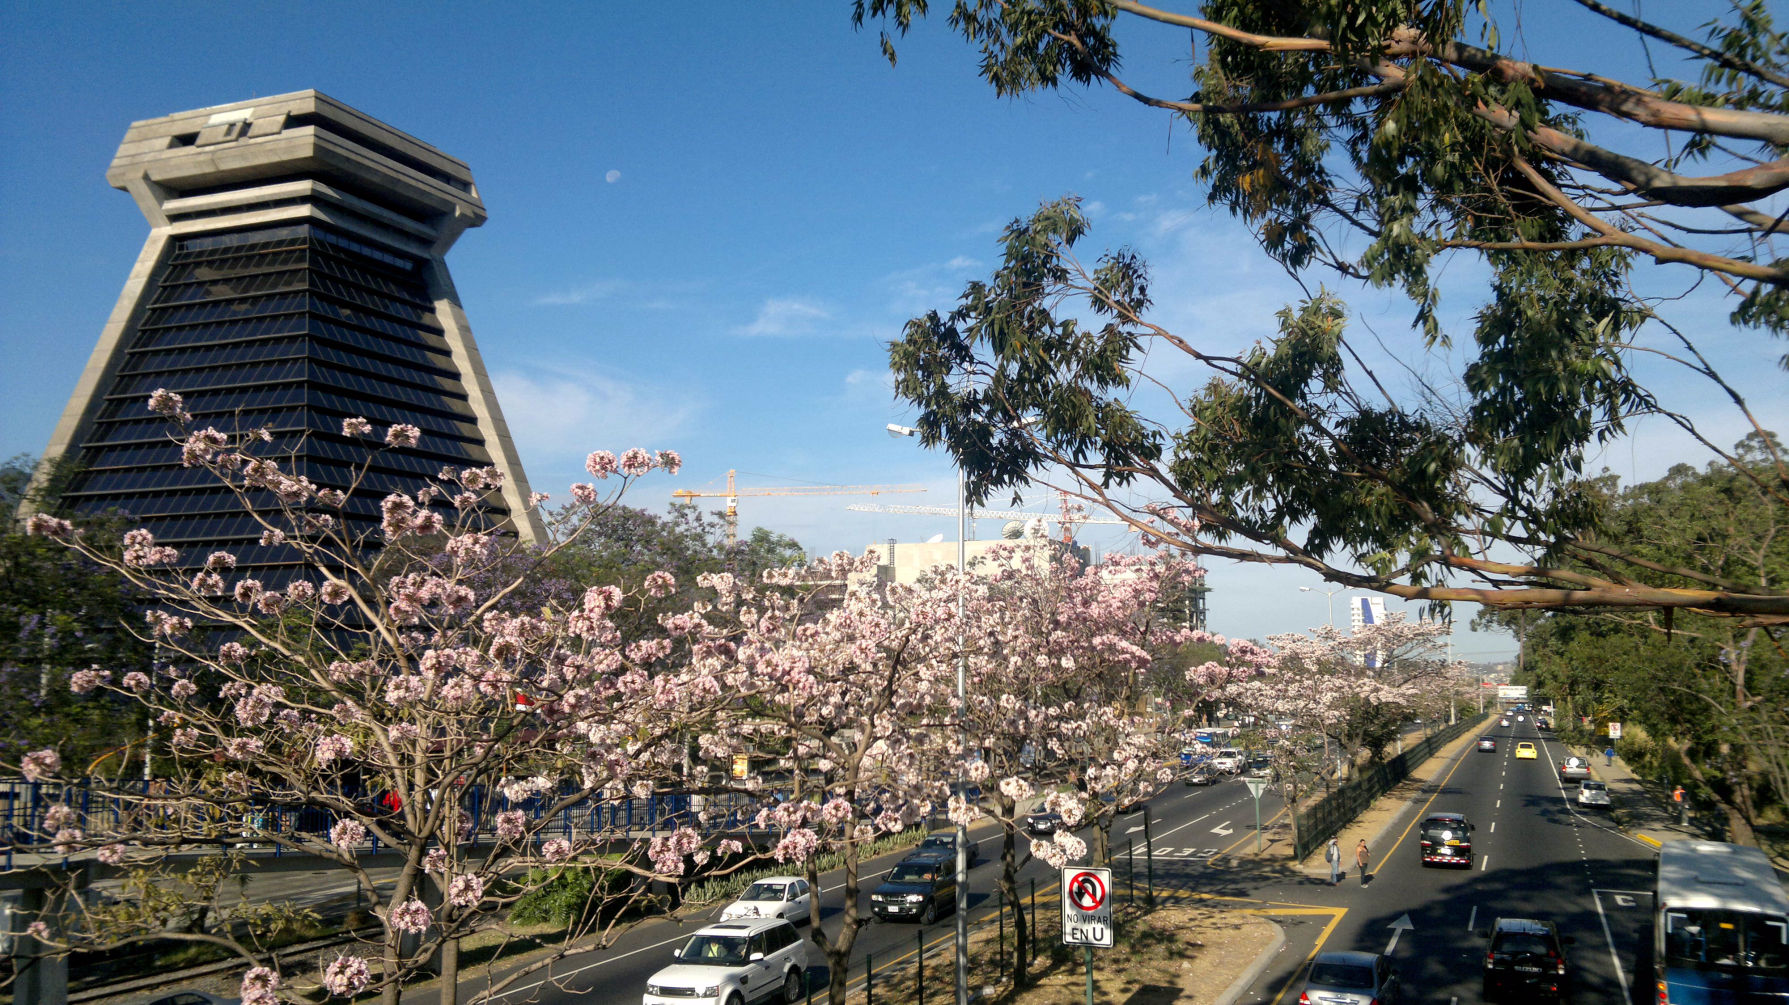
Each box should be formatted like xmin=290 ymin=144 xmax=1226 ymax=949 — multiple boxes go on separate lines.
xmin=691 ymin=917 xmax=797 ymax=937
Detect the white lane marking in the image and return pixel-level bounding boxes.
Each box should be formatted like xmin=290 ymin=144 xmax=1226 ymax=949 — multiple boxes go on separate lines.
xmin=1480 ymin=855 xmax=1489 ymax=872
xmin=1211 ymin=821 xmax=1235 ymax=836
xmin=1153 ymin=809 xmax=1217 ymax=842
xmin=1385 ymin=913 xmax=1414 ymax=954
xmin=1593 ymin=888 xmax=1633 ymax=998
xmin=1126 ymin=824 xmax=1145 ymax=835
xmin=1467 ymin=905 xmax=1477 ymax=931
xmin=1496 ymin=799 xmax=1500 ymax=809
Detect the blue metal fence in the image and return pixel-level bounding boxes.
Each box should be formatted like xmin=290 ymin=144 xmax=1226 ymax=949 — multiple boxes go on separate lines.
xmin=2 ymin=778 xmax=762 ymax=869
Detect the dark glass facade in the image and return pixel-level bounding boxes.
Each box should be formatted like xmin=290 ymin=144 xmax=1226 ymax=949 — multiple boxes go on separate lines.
xmin=59 ymin=221 xmax=509 ymax=586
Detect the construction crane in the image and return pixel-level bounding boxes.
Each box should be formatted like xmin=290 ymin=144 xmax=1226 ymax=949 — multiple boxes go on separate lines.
xmin=846 ymin=501 xmax=1130 ymax=541
xmin=672 ymin=470 xmax=927 ymax=545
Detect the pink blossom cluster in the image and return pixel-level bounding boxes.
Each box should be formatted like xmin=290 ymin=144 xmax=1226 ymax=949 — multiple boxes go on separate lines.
xmin=388 ymin=898 xmax=432 ymax=935
xmin=69 ymin=668 xmax=111 ymax=694
xmin=146 ymin=388 xmax=191 ymax=423
xmin=239 ymin=966 xmax=280 ymax=1005
xmin=447 ymin=873 xmax=485 ymax=908
xmin=323 ymin=954 xmax=372 ymax=996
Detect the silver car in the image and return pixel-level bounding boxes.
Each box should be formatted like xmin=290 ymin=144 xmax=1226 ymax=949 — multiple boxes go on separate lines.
xmin=1576 ymin=780 xmax=1611 ymax=809
xmin=1300 ymin=950 xmax=1401 ymax=1005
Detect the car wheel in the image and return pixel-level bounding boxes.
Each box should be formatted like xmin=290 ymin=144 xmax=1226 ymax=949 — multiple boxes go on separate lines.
xmin=725 ymin=994 xmax=744 ymax=1005
xmin=782 ymin=967 xmax=804 ymax=1003
xmin=921 ymin=901 xmax=937 ymax=925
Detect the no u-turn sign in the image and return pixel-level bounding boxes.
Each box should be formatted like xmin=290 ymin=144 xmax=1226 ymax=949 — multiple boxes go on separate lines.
xmin=1061 ymin=866 xmax=1114 ymax=947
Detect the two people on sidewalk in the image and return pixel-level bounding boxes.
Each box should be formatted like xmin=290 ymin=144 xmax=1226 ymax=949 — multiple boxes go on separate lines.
xmin=1326 ymin=837 xmax=1372 ymax=886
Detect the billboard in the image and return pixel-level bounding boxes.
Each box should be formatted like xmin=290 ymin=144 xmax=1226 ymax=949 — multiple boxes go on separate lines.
xmin=1496 ymin=685 xmax=1529 ymax=701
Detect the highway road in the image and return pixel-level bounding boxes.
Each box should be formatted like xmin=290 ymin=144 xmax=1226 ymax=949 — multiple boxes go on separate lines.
xmin=1230 ymin=715 xmax=1659 ymax=1004
xmin=439 ymin=767 xmax=1290 ymax=1004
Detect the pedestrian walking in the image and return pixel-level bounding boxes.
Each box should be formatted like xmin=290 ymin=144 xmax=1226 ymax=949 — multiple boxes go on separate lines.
xmin=1325 ymin=837 xmax=1342 ymax=885
xmin=1355 ymin=839 xmax=1371 ymax=886
xmin=1605 ymin=745 xmax=1616 ymax=767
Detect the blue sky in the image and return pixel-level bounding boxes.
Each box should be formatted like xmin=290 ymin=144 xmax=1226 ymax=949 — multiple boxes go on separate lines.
xmin=2 ymin=2 xmax=1773 ymax=662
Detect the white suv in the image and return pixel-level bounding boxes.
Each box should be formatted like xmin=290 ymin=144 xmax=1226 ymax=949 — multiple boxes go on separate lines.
xmin=1210 ymin=748 xmax=1245 ymax=774
xmin=643 ymin=917 xmax=809 ymax=1004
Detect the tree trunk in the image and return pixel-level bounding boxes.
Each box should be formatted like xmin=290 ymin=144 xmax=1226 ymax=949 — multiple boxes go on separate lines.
xmin=812 ymin=854 xmax=864 ymax=1005
xmin=995 ymin=795 xmax=1030 ymax=988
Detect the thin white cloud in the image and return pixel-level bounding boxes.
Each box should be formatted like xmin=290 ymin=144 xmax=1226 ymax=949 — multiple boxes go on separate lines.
xmin=841 ymin=366 xmax=895 ymax=404
xmin=532 ymin=279 xmax=624 ymax=307
xmin=944 ymin=255 xmax=979 ymax=270
xmin=736 ymin=297 xmax=833 ymax=337
xmin=490 ymin=365 xmax=701 ymax=466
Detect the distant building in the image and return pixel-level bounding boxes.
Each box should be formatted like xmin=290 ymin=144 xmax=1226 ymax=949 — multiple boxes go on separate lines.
xmin=33 ymin=91 xmax=543 ymax=585
xmin=861 ymin=519 xmax=1088 ymax=588
xmin=1349 ymin=595 xmax=1387 ymax=633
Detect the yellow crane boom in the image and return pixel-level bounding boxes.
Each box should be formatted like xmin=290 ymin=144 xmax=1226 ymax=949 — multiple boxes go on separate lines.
xmin=672 ymin=469 xmax=927 ymax=545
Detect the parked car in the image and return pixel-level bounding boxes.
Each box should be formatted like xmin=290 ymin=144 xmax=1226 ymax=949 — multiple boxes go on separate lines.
xmin=1515 ymin=742 xmax=1538 ymax=760
xmin=1024 ymin=811 xmax=1063 ymax=835
xmin=1210 ymin=748 xmax=1245 ymax=774
xmin=869 ymin=857 xmax=957 ymax=924
xmin=719 ymin=876 xmax=812 ymax=925
xmin=914 ymin=830 xmax=979 ymax=867
xmin=1299 ymin=949 xmax=1401 ymax=1004
xmin=1480 ymin=917 xmax=1572 ymax=1001
xmin=1477 ymin=736 xmax=1497 ymax=752
xmin=1576 ymin=780 xmax=1611 ymax=809
xmin=1418 ymin=811 xmax=1475 ymax=867
xmin=1559 ymin=756 xmax=1592 ymax=781
xmin=643 ymin=917 xmax=809 ymax=1004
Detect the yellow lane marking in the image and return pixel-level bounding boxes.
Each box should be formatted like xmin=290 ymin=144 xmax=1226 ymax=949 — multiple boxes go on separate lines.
xmin=1384 ymin=732 xmax=1480 ymax=858
xmin=1266 ymin=903 xmax=1349 ymax=1005
xmin=1636 ymin=833 xmax=1662 ymax=848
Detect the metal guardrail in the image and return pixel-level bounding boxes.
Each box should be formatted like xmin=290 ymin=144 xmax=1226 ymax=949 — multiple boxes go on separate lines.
xmin=1293 ymin=714 xmax=1488 ymax=860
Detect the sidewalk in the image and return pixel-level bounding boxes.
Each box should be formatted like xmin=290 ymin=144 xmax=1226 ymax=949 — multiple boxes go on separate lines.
xmin=1576 ymin=747 xmax=1712 ymax=848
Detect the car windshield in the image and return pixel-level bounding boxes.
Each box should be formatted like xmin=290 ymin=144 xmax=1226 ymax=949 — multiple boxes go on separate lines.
xmin=888 ymin=863 xmax=938 ymax=883
xmin=1494 ymin=933 xmax=1555 ymax=959
xmin=1308 ymin=961 xmax=1374 ymax=988
xmin=677 ymin=934 xmax=749 ymax=966
xmin=1581 ymin=782 xmax=1605 ymax=792
xmin=920 ymin=836 xmax=952 ymax=850
xmin=1664 ymin=909 xmax=1789 ymax=972
xmin=740 ymin=882 xmax=788 ymax=902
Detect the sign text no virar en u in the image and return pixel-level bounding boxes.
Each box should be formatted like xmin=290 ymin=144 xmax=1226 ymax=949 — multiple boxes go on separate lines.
xmin=1061 ymin=866 xmax=1113 ymax=948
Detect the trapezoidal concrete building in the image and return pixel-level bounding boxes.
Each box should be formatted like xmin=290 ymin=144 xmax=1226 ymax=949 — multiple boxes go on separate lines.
xmin=37 ymin=91 xmax=546 ymax=583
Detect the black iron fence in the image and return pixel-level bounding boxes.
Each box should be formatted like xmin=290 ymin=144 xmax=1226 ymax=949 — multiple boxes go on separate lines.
xmin=1293 ymin=714 xmax=1488 ymax=860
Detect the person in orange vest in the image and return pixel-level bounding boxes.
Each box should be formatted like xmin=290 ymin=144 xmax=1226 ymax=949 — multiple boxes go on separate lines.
xmin=1673 ymin=785 xmax=1687 ymax=825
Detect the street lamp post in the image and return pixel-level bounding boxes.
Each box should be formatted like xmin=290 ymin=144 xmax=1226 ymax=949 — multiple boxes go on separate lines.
xmin=887 ymin=423 xmax=970 ymax=1005
xmin=1299 ymin=585 xmax=1346 ymax=629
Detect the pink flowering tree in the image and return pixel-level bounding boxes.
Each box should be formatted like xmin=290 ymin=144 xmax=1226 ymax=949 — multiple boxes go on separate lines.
xmin=1217 ymin=615 xmax=1470 ymax=840
xmin=941 ymin=544 xmax=1203 ymax=986
xmin=8 ymin=392 xmax=732 ymax=1005
xmin=670 ymin=551 xmax=964 ymax=1005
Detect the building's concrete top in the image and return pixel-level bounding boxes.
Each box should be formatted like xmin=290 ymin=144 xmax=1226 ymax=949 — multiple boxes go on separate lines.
xmin=106 ymin=90 xmax=485 ymax=232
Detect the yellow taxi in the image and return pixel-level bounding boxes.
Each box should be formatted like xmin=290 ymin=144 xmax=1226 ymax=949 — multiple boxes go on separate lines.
xmin=1515 ymin=742 xmax=1538 ymax=760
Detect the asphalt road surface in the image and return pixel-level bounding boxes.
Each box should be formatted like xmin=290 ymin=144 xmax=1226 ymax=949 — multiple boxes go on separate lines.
xmin=415 ymin=768 xmax=1288 ymax=1004
xmin=1228 ymin=715 xmax=1659 ymax=1004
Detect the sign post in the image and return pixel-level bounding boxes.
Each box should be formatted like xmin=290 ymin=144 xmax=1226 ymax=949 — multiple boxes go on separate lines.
xmin=1244 ymin=775 xmax=1269 ymax=853
xmin=1062 ymin=866 xmax=1113 ymax=1005
xmin=1607 ymin=722 xmax=1623 ymax=740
